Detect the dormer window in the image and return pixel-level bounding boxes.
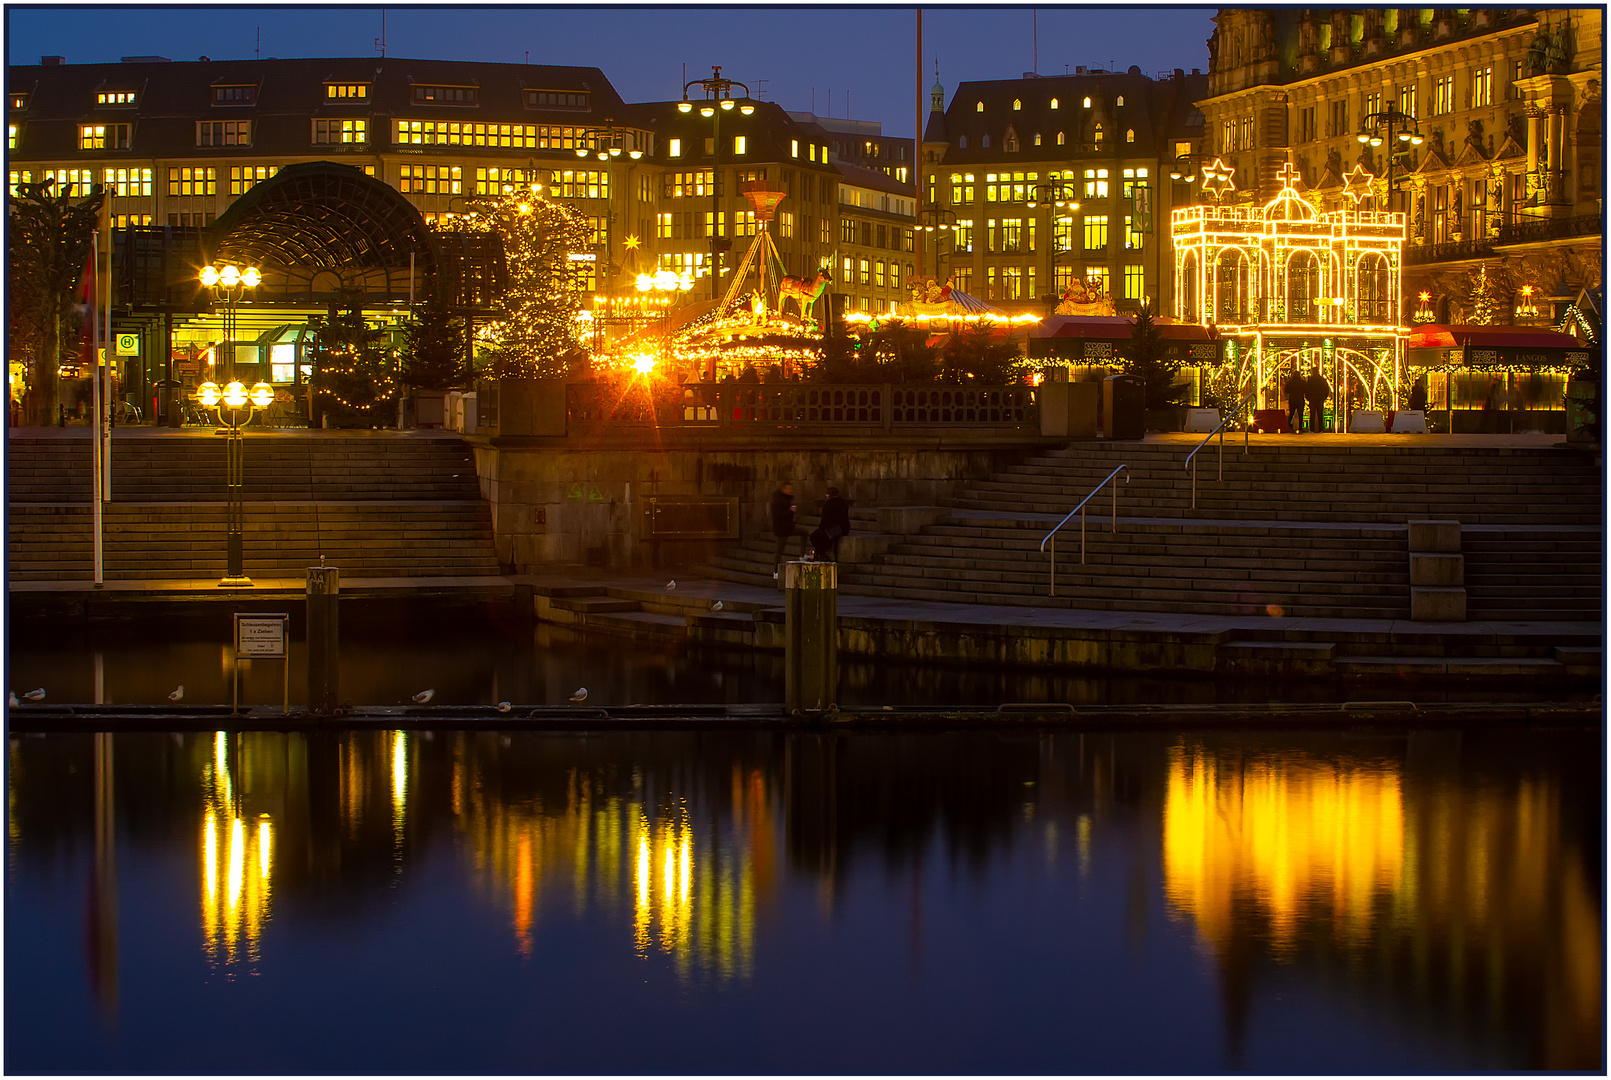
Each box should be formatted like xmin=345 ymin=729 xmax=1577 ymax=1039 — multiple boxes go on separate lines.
xmin=9 ymin=93 xmax=27 ymax=111
xmin=975 ymin=101 xmax=984 ymax=112
xmin=1116 ymin=95 xmax=1125 ymax=106
xmin=1083 ymin=96 xmax=1092 ymax=108
xmin=97 ymin=91 xmax=137 ymax=106
xmin=212 ymin=84 xmax=256 ymax=105
xmin=80 ymin=123 xmax=131 ymax=150
xmin=414 ymin=85 xmax=478 ymax=105
xmin=1050 ymin=97 xmax=1059 ymax=109
xmin=325 ymin=83 xmax=369 ymax=100
xmin=526 ymin=89 xmax=589 ymax=110
xmin=958 ymin=135 xmax=968 ymax=149
xmin=1012 ymin=98 xmax=1021 ymax=110
xmin=1126 ymin=128 xmax=1135 ymax=143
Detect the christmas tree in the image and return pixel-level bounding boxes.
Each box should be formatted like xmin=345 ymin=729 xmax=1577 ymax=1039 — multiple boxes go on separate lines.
xmin=309 ymin=304 xmax=396 ymax=427
xmin=1120 ymin=304 xmax=1187 ymax=409
xmin=466 ymin=183 xmax=593 ymax=378
xmin=402 ymin=295 xmax=468 ymax=391
xmin=1467 ymin=266 xmax=1499 ymax=325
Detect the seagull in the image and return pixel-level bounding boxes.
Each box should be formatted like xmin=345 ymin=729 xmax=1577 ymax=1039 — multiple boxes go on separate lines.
xmin=7 ymin=692 xmax=18 ymax=708
xmin=412 ymin=689 xmax=435 ymax=704
xmin=665 ymin=580 xmax=676 ymax=590
xmin=168 ymin=685 xmax=185 ymax=702
xmin=711 ymin=600 xmax=723 ymax=611
xmin=23 ymin=689 xmax=44 ymax=702
xmin=495 ymin=702 xmax=512 ymax=714
xmin=568 ymin=687 xmax=588 ymax=703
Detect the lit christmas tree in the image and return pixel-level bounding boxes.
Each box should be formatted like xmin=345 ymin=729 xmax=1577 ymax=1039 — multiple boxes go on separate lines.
xmin=1467 ymin=265 xmax=1499 ymax=325
xmin=309 ymin=304 xmax=397 ymax=427
xmin=466 ymin=183 xmax=593 ymax=378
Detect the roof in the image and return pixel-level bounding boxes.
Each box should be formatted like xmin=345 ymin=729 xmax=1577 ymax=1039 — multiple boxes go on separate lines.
xmin=1032 ymin=315 xmax=1220 ymax=341
xmin=834 ymin=159 xmax=914 ymax=197
xmin=631 ymin=99 xmax=840 ymax=174
xmin=1405 ymin=324 xmax=1586 ymax=350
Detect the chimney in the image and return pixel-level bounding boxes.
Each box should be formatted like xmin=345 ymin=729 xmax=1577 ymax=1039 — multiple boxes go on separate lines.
xmin=41 ymin=55 xmax=64 ymax=66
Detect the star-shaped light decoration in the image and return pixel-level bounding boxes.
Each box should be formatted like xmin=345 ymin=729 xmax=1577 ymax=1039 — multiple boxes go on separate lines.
xmin=1199 ymin=157 xmax=1237 ymax=201
xmin=623 ymin=234 xmax=641 ymax=250
xmin=1341 ymin=163 xmax=1376 ymax=206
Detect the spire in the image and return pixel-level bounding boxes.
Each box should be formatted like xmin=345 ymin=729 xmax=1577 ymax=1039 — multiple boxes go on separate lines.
xmin=924 ymin=63 xmax=948 ymax=146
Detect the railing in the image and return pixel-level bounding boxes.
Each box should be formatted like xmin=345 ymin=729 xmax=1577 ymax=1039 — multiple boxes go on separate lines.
xmin=1405 ymin=237 xmax=1495 ymax=265
xmin=1184 ymin=387 xmax=1257 ymax=510
xmin=1039 ymin=464 xmax=1128 ymax=597
xmin=1497 ymin=213 xmax=1602 ymax=246
xmin=566 ymin=382 xmax=1039 ymax=433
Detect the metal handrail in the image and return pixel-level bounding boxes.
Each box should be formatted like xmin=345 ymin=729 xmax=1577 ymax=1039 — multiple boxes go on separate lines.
xmin=1184 ymin=387 xmax=1258 ymax=510
xmin=1039 ymin=464 xmax=1128 ymax=596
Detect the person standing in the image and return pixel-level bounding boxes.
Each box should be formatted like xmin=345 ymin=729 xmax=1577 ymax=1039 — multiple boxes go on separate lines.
xmin=1408 ymin=376 xmax=1429 ymax=414
xmin=769 ymin=482 xmax=809 ymax=579
xmin=812 ymin=486 xmax=851 ymax=562
xmin=1282 ymin=368 xmax=1306 ymax=433
xmin=1305 ymin=367 xmax=1331 ymax=433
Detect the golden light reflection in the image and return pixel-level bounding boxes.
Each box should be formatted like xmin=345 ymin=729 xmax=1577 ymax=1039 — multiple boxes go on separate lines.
xmin=390 ymin=730 xmax=408 ymax=856
xmin=198 ymin=734 xmax=273 ymax=970
xmin=455 ymin=752 xmax=769 ymax=982
xmin=1163 ymin=744 xmax=1403 ymax=952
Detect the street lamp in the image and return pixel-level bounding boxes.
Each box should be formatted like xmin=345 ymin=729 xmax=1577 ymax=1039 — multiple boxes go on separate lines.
xmin=199 ymin=262 xmax=265 ymax=588
xmin=1356 ymin=106 xmax=1424 ymax=214
xmin=915 ymin=206 xmax=958 ymax=285
xmin=193 ymin=377 xmax=273 ymax=587
xmin=677 ymin=66 xmax=756 ymax=304
xmin=1025 ymin=183 xmax=1081 ymax=298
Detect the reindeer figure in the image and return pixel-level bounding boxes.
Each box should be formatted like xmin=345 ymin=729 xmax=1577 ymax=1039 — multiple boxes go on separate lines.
xmin=777 ymin=267 xmax=833 ymax=323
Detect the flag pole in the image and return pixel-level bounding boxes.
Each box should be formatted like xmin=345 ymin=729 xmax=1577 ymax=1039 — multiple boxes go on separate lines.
xmin=91 ymin=230 xmax=104 ymax=587
xmin=100 ymin=190 xmax=113 ymax=501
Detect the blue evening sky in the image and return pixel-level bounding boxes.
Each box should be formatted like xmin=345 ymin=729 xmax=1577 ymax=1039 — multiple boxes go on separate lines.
xmin=5 ymin=4 xmax=1217 ymax=139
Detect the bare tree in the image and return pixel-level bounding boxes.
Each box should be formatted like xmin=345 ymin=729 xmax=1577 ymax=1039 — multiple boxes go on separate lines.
xmin=8 ymin=180 xmax=102 ymax=425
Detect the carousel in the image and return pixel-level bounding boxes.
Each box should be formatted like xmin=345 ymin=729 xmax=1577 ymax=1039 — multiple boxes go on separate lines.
xmin=1171 ymin=160 xmax=1408 ymax=430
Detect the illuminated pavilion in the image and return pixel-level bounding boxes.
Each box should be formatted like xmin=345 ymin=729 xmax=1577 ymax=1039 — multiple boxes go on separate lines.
xmin=1172 ymin=160 xmax=1408 ymax=422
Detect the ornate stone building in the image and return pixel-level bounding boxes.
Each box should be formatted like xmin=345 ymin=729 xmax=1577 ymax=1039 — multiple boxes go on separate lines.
xmin=1196 ymin=9 xmax=1601 ymax=325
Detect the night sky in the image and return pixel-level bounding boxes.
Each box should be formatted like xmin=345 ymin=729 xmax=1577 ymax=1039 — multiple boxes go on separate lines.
xmin=5 ymin=4 xmax=1217 ymax=138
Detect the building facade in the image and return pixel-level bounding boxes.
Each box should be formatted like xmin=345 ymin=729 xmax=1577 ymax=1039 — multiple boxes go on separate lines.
xmin=920 ymin=67 xmax=1209 ymax=314
xmin=1197 ymin=9 xmax=1601 ymax=326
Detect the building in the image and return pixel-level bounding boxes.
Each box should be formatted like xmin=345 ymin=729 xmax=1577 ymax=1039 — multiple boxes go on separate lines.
xmin=1196 ymin=9 xmax=1601 ymax=327
xmin=920 ymin=66 xmax=1209 ymax=314
xmin=6 ymin=54 xmax=852 ymax=411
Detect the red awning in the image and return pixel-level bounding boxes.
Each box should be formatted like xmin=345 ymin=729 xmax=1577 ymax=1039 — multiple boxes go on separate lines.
xmin=1405 ymin=324 xmax=1582 ymax=349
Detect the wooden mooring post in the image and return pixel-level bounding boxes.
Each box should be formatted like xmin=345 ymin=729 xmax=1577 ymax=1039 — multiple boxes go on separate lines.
xmin=784 ymin=560 xmax=837 ymax=715
xmin=306 ymin=564 xmax=340 ymax=716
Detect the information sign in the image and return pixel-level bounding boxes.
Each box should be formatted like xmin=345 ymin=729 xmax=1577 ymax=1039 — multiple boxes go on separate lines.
xmin=236 ymin=614 xmax=288 ymax=657
xmin=116 ymin=333 xmax=140 ymax=356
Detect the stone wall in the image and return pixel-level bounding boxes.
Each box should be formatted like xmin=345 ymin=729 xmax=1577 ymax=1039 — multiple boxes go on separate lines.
xmin=468 ymin=440 xmax=1042 ymax=571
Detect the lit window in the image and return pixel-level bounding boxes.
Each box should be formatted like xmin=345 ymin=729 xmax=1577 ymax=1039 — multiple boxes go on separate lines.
xmin=791 ymin=139 xmax=799 ymax=157
xmin=80 ymin=123 xmax=131 ymax=150
xmin=229 ymin=165 xmax=280 ymax=195
xmin=1050 ymin=97 xmax=1059 ymax=110
xmin=1013 ymin=98 xmax=1021 ymax=111
xmin=1124 ymin=264 xmax=1145 ymax=300
xmin=43 ymin=169 xmax=97 ymax=196
xmin=1116 ymin=95 xmax=1124 ymax=106
xmin=1083 ymin=96 xmax=1091 ymax=108
xmin=809 ymin=144 xmax=817 ymax=162
xmin=325 ymin=83 xmax=368 ymax=100
xmin=733 ymin=135 xmax=746 ymax=155
xmin=7 ymin=124 xmax=16 ymax=150
xmin=166 ymin=166 xmax=217 ymax=196
xmin=976 ymin=101 xmax=984 ymax=112
xmin=392 ymin=119 xmax=551 ymax=148
xmin=313 ymin=118 xmax=367 ymax=145
xmin=1083 ymin=215 xmax=1108 ymax=250
xmin=8 ymin=170 xmax=29 ymax=196
xmin=1034 ymin=133 xmax=1042 ymax=146
xmin=669 ymin=138 xmax=681 ymax=157
xmin=9 ymin=94 xmax=28 ymax=110
xmin=1126 ymin=128 xmax=1135 ymax=143
xmin=397 ymin=163 xmax=463 ymax=195
xmin=1057 ymin=131 xmax=1065 ymax=146
xmin=102 ymin=167 xmax=153 ymax=196
xmin=96 ymin=91 xmax=136 ymax=106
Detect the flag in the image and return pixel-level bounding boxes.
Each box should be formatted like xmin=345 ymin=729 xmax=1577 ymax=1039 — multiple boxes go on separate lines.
xmin=78 ymin=245 xmax=96 ymax=370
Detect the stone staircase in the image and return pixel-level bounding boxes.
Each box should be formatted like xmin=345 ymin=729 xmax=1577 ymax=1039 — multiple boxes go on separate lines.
xmin=8 ymin=433 xmax=501 ymax=581
xmin=705 ymin=440 xmax=1603 ymax=624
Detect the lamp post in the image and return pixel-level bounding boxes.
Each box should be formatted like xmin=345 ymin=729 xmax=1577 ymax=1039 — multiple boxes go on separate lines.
xmin=1167 ymin=155 xmax=1211 ymax=201
xmin=915 ymin=206 xmax=958 ymax=285
xmin=577 ymin=120 xmax=645 ymax=302
xmin=1356 ymin=107 xmax=1424 ymax=214
xmin=678 ymin=67 xmax=756 ymax=304
xmin=1025 ymin=183 xmax=1081 ymax=301
xmin=194 ymin=377 xmax=273 ymax=587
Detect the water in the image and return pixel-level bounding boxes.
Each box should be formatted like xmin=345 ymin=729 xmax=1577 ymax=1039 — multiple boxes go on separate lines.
xmin=7 ymin=613 xmax=1584 ymax=709
xmin=7 ymin=725 xmax=1600 ymax=1073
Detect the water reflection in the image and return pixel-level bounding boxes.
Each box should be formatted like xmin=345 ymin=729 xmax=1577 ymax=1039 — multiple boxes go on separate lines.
xmin=6 ymin=727 xmax=1600 ymax=1073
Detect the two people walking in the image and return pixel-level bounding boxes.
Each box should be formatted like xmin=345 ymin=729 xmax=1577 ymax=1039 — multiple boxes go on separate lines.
xmin=1282 ymin=367 xmax=1331 ymax=433
xmin=770 ymin=482 xmax=850 ymax=578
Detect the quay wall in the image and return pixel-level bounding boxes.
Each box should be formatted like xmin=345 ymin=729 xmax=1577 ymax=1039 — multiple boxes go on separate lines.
xmin=465 ymin=435 xmax=1055 ymax=571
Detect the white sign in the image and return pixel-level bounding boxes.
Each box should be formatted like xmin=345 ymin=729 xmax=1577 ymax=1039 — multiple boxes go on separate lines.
xmin=116 ymin=333 xmax=140 ymax=356
xmin=235 ymin=615 xmax=288 ymax=657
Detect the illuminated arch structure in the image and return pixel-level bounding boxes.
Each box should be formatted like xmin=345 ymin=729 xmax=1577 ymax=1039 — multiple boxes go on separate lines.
xmin=1172 ymin=162 xmax=1408 ymax=425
